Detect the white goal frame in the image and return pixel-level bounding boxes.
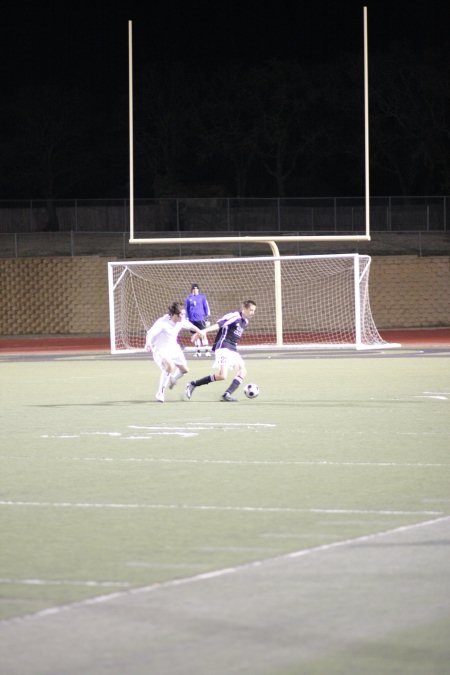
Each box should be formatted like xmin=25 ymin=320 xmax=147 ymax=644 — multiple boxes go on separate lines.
xmin=108 ymin=253 xmax=399 ymax=354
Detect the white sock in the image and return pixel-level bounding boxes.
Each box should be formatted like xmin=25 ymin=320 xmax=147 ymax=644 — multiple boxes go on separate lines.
xmin=158 ymin=370 xmax=170 ymax=393
xmin=171 ymin=367 xmax=183 ymax=383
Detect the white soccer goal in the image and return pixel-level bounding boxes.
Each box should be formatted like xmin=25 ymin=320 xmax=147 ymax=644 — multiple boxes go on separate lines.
xmin=108 ymin=254 xmax=396 ymax=353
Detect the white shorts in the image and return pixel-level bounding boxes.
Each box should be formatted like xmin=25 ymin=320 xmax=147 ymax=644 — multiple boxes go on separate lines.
xmin=152 ymin=345 xmax=187 ymax=370
xmin=213 ymin=348 xmax=244 ymax=378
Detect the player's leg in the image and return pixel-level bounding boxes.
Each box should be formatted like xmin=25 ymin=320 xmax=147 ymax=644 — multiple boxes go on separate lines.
xmin=169 ymin=347 xmax=189 ymax=389
xmin=155 ymin=354 xmax=174 ymax=402
xmin=221 ymin=355 xmax=246 ymax=402
xmin=192 ymin=321 xmax=209 ymax=357
xmin=151 ymin=348 xmax=168 ymax=402
xmin=199 ymin=321 xmax=210 ymax=355
xmin=185 ymin=349 xmax=226 ymax=399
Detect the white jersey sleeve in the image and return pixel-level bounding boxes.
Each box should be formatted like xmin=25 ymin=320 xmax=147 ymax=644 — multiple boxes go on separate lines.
xmin=146 ymin=315 xmax=199 ymax=350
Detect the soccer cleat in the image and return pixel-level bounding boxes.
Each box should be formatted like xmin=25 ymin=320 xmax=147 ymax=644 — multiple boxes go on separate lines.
xmin=221 ymin=392 xmax=237 ymax=402
xmin=155 ymin=391 xmax=165 ymax=403
xmin=204 ymin=351 xmax=211 ymax=357
xmin=185 ymin=382 xmax=195 ymax=399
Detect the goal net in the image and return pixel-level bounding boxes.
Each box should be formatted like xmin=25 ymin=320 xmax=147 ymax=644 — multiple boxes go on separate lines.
xmin=108 ymin=254 xmax=392 ymax=353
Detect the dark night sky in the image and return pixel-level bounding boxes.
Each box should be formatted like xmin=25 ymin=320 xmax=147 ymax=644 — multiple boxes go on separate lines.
xmin=3 ymin=0 xmax=449 ymax=97
xmin=2 ymin=0 xmax=449 ymax=198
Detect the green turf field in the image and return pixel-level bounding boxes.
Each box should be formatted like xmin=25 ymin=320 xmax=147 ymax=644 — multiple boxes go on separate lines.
xmin=0 ymin=349 xmax=449 ymax=674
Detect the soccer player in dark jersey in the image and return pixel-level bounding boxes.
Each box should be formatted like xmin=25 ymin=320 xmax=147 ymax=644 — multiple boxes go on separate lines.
xmin=185 ymin=300 xmax=256 ymax=402
xmin=185 ymin=283 xmax=211 ymax=357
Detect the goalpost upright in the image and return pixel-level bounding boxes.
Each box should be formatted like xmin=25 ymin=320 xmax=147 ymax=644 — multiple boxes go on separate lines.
xmin=127 ymin=8 xmax=371 ymax=251
xmin=115 ymin=11 xmax=399 ymax=354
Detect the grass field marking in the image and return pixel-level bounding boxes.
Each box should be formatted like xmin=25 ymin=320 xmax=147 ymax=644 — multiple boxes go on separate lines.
xmin=1 ymin=456 xmax=448 ymax=468
xmin=38 ymin=421 xmax=277 ymax=441
xmin=2 ymin=514 xmax=448 ymax=627
xmin=130 ymin=422 xmax=277 ymax=427
xmin=423 ymin=390 xmax=450 ymax=394
xmin=38 ymin=429 xmax=450 ymax=440
xmin=185 ymin=422 xmax=277 ymax=427
xmin=0 ymin=500 xmax=443 ymax=516
xmin=0 ymin=578 xmax=130 ymax=588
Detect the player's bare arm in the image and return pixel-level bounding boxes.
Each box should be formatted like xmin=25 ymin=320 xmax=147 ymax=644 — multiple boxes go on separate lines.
xmin=204 ymin=323 xmax=219 ymax=333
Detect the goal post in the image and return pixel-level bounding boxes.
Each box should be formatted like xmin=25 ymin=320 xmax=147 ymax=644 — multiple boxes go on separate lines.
xmin=108 ymin=254 xmax=399 ymax=353
xmin=128 ymin=9 xmax=371 ymax=246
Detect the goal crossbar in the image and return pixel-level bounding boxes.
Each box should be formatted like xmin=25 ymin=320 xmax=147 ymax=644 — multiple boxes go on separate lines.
xmin=129 ymin=235 xmax=371 ymax=247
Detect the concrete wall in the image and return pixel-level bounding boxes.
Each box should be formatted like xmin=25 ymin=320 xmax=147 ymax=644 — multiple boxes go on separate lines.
xmin=0 ymin=255 xmax=449 ymax=335
xmin=0 ymin=257 xmax=109 ymax=334
xmin=370 ymin=256 xmax=449 ymax=328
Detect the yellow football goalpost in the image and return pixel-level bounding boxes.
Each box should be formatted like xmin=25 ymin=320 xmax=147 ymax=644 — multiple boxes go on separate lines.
xmin=108 ymin=8 xmax=398 ymax=353
xmin=127 ymin=7 xmax=371 ymax=254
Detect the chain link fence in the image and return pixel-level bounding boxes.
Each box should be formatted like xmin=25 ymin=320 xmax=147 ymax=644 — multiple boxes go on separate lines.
xmin=0 ymin=196 xmax=448 ymax=257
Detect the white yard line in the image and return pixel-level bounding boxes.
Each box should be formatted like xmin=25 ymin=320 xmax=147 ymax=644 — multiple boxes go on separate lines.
xmin=1 ymin=456 xmax=448 ymax=467
xmin=0 ymin=579 xmax=130 ymax=588
xmin=0 ymin=500 xmax=443 ymax=515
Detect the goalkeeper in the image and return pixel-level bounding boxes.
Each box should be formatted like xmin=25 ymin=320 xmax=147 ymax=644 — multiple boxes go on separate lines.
xmin=185 ymin=283 xmax=211 ymax=357
xmin=145 ymin=302 xmax=205 ymax=403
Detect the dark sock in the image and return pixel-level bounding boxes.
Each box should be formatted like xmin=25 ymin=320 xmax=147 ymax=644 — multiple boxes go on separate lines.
xmin=225 ymin=377 xmax=242 ymax=395
xmin=193 ymin=374 xmax=215 ymax=387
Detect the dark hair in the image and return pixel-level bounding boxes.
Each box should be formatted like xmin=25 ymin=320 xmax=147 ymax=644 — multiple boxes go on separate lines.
xmin=242 ymin=300 xmax=256 ymax=308
xmin=191 ymin=283 xmax=199 ymax=290
xmin=168 ymin=302 xmax=184 ymax=316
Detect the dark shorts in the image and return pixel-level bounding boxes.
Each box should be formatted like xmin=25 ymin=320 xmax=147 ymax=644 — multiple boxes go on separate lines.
xmin=190 ymin=320 xmax=207 ymax=331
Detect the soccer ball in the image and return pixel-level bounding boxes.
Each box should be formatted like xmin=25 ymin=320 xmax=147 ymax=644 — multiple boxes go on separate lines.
xmin=244 ymin=383 xmax=259 ymax=399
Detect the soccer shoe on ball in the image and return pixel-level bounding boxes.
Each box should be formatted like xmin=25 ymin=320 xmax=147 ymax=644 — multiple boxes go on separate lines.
xmin=244 ymin=383 xmax=259 ymax=399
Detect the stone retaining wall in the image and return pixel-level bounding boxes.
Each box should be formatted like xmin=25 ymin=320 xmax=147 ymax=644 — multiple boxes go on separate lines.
xmin=0 ymin=255 xmax=448 ymax=335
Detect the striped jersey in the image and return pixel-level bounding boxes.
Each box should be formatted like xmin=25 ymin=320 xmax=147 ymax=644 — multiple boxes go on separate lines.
xmin=212 ymin=311 xmax=249 ymax=352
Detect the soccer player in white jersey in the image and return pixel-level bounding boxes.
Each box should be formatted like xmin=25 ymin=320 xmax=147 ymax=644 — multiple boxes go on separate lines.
xmin=145 ymin=302 xmax=205 ymax=403
xmin=185 ymin=300 xmax=256 ymax=402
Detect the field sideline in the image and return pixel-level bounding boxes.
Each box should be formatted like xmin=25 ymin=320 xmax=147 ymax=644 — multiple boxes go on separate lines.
xmin=0 ymin=344 xmax=449 ymax=674
xmin=0 ymin=327 xmax=450 ymax=355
